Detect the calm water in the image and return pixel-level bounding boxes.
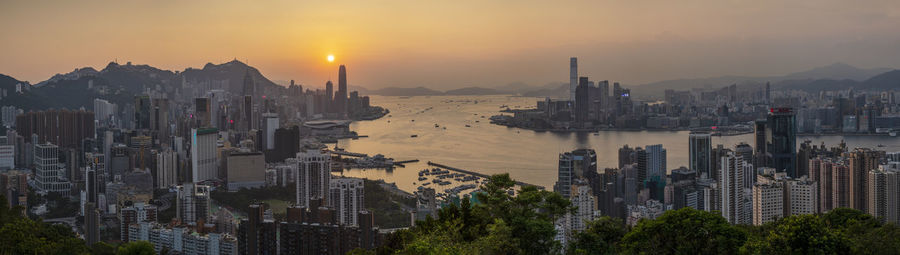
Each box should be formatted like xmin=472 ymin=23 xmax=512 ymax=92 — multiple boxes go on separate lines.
xmin=337 ymin=95 xmax=898 ymax=192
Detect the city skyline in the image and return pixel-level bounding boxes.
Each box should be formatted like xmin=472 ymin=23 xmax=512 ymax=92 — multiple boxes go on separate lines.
xmin=3 ymin=0 xmax=900 ymax=89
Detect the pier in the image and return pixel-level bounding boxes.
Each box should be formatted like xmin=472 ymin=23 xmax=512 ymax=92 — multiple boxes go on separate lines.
xmin=331 ymin=150 xmax=368 ymax=157
xmin=427 ymin=161 xmax=545 ymax=189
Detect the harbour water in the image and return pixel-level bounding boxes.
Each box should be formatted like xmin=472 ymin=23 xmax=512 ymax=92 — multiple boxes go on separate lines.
xmin=337 ymin=95 xmax=898 ymax=193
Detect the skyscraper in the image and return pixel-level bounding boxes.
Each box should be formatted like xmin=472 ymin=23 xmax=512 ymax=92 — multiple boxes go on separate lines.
xmin=849 ymin=148 xmax=879 ymax=212
xmin=867 ymin=168 xmax=899 ymax=224
xmin=325 ymin=80 xmax=334 ymax=112
xmin=336 ymin=65 xmax=348 ymax=115
xmin=766 ymin=108 xmax=797 ymax=177
xmin=329 ymin=177 xmax=364 ymax=226
xmin=569 ymin=57 xmax=577 ymax=101
xmin=575 ymin=77 xmax=591 ymax=127
xmin=191 ymin=128 xmax=218 ymax=183
xmin=832 ymin=163 xmax=851 ymax=209
xmin=752 ymin=182 xmax=783 ymax=226
xmin=296 ymin=150 xmax=331 ymax=207
xmin=719 ymin=151 xmax=750 ymax=224
xmin=555 ymin=149 xmax=597 ymax=199
xmin=689 ymin=132 xmax=712 ymax=178
xmin=646 ymin=144 xmax=667 ymax=183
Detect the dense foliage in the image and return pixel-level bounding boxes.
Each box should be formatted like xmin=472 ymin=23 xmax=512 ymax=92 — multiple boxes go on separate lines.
xmin=368 ymin=174 xmax=900 ymax=255
xmin=0 ymin=195 xmax=89 ymax=254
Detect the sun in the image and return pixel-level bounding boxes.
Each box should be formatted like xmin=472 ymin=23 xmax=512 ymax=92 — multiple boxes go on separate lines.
xmin=327 ymin=54 xmax=335 ymax=62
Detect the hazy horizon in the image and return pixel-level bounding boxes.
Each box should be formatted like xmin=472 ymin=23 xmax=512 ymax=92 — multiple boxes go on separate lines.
xmin=3 ymin=0 xmax=900 ymax=89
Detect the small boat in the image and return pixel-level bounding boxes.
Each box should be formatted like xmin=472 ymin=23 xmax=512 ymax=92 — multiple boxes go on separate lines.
xmin=411 ymin=134 xmax=418 ymax=138
xmin=418 ymin=176 xmax=427 ymax=181
xmin=877 ymin=144 xmax=885 ymax=147
xmin=443 ymin=127 xmax=447 ymax=130
xmin=411 ymin=119 xmax=415 ymax=122
xmin=435 ymin=124 xmax=440 ymax=128
xmin=465 ymin=124 xmax=471 ymax=127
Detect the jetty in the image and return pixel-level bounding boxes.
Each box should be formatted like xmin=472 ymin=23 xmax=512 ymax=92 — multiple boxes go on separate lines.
xmin=427 ymin=161 xmax=545 ymax=189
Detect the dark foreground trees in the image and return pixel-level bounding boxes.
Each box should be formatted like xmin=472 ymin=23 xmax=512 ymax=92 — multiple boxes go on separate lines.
xmin=367 ymin=174 xmax=900 ymax=255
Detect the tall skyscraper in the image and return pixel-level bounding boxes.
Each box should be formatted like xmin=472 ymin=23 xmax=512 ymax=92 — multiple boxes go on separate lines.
xmin=194 ymin=97 xmax=211 ymax=128
xmin=575 ymin=77 xmax=591 ymax=127
xmin=336 ymin=65 xmax=348 ymax=115
xmin=191 ymin=128 xmax=218 ymax=183
xmin=832 ymin=164 xmax=851 ymax=209
xmin=867 ymin=168 xmax=899 ymax=224
xmin=765 ymin=108 xmax=797 ymax=177
xmin=329 ymin=177 xmax=364 ymax=226
xmin=719 ymin=151 xmax=750 ymax=224
xmin=849 ymin=148 xmax=879 ymax=212
xmin=325 ymin=80 xmax=334 ymax=111
xmin=689 ymin=132 xmax=712 ymax=178
xmin=134 ymin=95 xmax=152 ymax=129
xmin=646 ymin=144 xmax=667 ymax=183
xmin=296 ymin=150 xmax=331 ymax=207
xmin=569 ymin=57 xmax=577 ymax=101
xmin=261 ymin=113 xmax=279 ymax=151
xmin=754 ymin=120 xmax=767 ymax=168
xmin=84 ymin=202 xmax=100 ymax=245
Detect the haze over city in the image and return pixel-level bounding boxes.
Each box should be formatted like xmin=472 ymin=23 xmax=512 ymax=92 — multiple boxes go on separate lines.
xmin=3 ymin=0 xmax=900 ymax=89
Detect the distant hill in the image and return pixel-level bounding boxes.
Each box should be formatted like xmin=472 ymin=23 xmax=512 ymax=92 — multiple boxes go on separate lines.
xmin=444 ymin=87 xmax=504 ymax=95
xmin=365 ymin=87 xmax=443 ymax=96
xmin=858 ymin=70 xmax=900 ymax=91
xmin=629 ymin=63 xmax=893 ymax=99
xmin=0 ymin=60 xmax=290 ymax=111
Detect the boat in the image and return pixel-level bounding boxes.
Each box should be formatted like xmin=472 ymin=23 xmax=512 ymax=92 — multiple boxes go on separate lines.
xmin=878 ymin=144 xmax=885 ymax=147
xmin=423 ymin=183 xmax=430 ymax=186
xmin=465 ymin=124 xmax=471 ymax=127
xmin=435 ymin=124 xmax=440 ymax=128
xmin=418 ymin=176 xmax=427 ymax=181
xmin=411 ymin=134 xmax=418 ymax=138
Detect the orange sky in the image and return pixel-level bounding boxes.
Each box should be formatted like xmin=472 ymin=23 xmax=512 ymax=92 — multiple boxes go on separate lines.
xmin=2 ymin=0 xmax=900 ymax=89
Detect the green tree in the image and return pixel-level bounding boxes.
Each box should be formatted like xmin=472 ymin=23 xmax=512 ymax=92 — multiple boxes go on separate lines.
xmin=619 ymin=207 xmax=747 ymax=254
xmin=116 ymin=241 xmax=156 ymax=255
xmin=568 ymin=216 xmax=626 ymax=254
xmin=92 ymin=241 xmax=117 ymax=255
xmin=744 ymin=214 xmax=849 ymax=254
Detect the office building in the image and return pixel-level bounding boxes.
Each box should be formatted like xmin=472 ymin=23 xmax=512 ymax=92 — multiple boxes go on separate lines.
xmin=335 ymin=65 xmax=348 ymax=115
xmin=296 ymin=150 xmax=331 ymax=208
xmin=84 ymin=202 xmax=100 ymax=245
xmin=262 ymin=113 xmax=278 ymax=151
xmin=646 ymin=144 xmax=667 ymax=182
xmin=555 ymin=149 xmax=597 ymax=199
xmin=329 ymin=177 xmax=364 ymax=226
xmin=689 ymin=132 xmax=712 ymax=178
xmin=191 ymin=128 xmax=218 ymax=183
xmin=786 ymin=177 xmax=818 ymax=216
xmin=569 ymin=57 xmax=577 ymax=101
xmin=568 ymin=180 xmax=597 ymax=233
xmin=765 ymin=108 xmax=797 ymax=177
xmin=135 ymin=95 xmax=152 ymax=129
xmin=225 ymin=151 xmax=266 ymax=191
xmin=34 ymin=143 xmax=72 ymax=195
xmin=176 ymin=183 xmax=210 ymax=224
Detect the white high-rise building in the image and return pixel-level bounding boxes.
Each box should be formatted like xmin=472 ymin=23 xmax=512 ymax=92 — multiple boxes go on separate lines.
xmin=296 ymin=150 xmax=331 ymax=208
xmin=262 ymin=113 xmax=279 ymax=150
xmin=156 ymin=149 xmax=177 ymax=189
xmin=1 ymin=106 xmax=19 ymax=127
xmin=93 ymin=99 xmax=117 ymax=127
xmin=569 ymin=57 xmax=577 ymax=101
xmin=568 ymin=180 xmax=597 ymax=233
xmin=646 ymin=144 xmax=667 ymax=181
xmin=720 ymin=151 xmax=751 ymax=224
xmin=752 ymin=182 xmax=783 ymax=226
xmin=868 ymin=167 xmax=900 ymax=224
xmin=34 ymin=143 xmax=71 ymax=195
xmin=786 ymin=177 xmax=818 ymax=216
xmin=191 ymin=128 xmax=218 ymax=183
xmin=329 ymin=177 xmax=364 ymax=226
